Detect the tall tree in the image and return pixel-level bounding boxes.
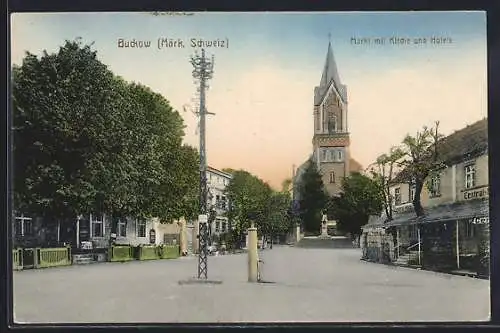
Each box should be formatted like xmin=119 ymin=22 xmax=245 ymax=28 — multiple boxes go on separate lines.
xmin=399 ymin=122 xmax=444 ymax=216
xmin=12 ymin=39 xmax=198 ymax=224
xmin=296 ymin=160 xmax=328 ymax=233
xmin=224 ymin=170 xmax=270 ymax=246
xmin=262 ymin=191 xmax=293 ymax=247
xmin=327 ymin=172 xmax=384 ymax=236
xmin=369 ymin=147 xmax=404 ymax=221
xmin=12 ymin=40 xmax=124 ymax=219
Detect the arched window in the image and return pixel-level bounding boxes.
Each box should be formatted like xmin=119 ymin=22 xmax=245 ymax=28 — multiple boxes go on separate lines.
xmin=329 ymin=172 xmax=335 ymax=184
xmin=328 ymin=115 xmax=337 ymax=133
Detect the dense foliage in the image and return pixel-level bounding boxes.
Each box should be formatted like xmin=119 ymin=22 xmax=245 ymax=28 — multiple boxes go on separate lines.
xmin=295 ymin=160 xmax=329 ymax=233
xmin=12 ymin=39 xmax=198 ymax=223
xmin=327 ymin=172 xmax=384 ymax=236
xmin=224 ymin=170 xmax=293 ymax=247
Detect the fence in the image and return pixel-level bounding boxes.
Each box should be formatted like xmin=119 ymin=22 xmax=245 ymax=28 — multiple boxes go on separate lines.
xmin=158 ymin=245 xmax=180 ymax=259
xmin=12 ymin=248 xmax=23 ymax=270
xmin=13 ymin=244 xmax=180 ymax=269
xmin=136 ymin=245 xmax=180 ymax=260
xmin=138 ymin=245 xmax=158 ymax=260
xmin=110 ymin=245 xmax=134 ymax=262
xmin=36 ymin=246 xmax=71 ymax=268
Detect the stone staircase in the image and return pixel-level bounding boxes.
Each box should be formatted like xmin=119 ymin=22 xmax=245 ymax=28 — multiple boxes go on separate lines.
xmin=296 ymin=236 xmax=355 ymax=249
xmin=394 ymin=250 xmax=421 ymax=267
xmin=72 ymin=254 xmax=95 ymax=265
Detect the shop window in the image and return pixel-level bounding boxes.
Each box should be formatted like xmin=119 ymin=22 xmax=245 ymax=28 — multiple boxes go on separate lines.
xmin=409 ymin=225 xmax=418 ymax=239
xmin=464 ymin=220 xmax=475 ymax=238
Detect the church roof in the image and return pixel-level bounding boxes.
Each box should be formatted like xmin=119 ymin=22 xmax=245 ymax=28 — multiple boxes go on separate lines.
xmin=314 ymin=41 xmax=347 ymax=105
xmin=349 ymin=158 xmax=363 ymax=173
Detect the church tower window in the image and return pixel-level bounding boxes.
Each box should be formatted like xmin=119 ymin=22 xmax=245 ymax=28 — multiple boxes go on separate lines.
xmin=329 ymin=172 xmax=336 ymax=183
xmin=328 ymin=115 xmax=337 ymax=133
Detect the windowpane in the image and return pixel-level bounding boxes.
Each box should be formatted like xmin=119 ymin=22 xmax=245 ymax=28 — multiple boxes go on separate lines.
xmin=137 ymin=219 xmax=146 ymax=237
xmin=394 ymin=188 xmax=401 ymax=205
xmin=15 ymin=219 xmax=23 ymax=237
xmin=91 ymin=214 xmax=104 ymax=237
xmin=329 ymin=172 xmax=335 ymax=183
xmin=118 ymin=220 xmax=127 ymax=237
xmin=24 ymin=220 xmax=33 ymax=236
xmin=93 ymin=222 xmax=103 ymax=237
xmin=465 ymin=165 xmax=476 ymax=189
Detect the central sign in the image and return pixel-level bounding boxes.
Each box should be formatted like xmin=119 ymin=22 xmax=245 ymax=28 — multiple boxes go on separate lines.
xmin=463 ymin=186 xmax=489 ymax=201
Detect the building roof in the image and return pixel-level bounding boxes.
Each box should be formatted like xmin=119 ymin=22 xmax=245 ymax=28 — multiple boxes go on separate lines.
xmin=392 ymin=118 xmax=488 ymax=184
xmin=207 ymin=166 xmax=232 ymax=179
xmin=314 ymin=41 xmax=347 ymax=105
xmin=349 ymin=158 xmax=363 ymax=173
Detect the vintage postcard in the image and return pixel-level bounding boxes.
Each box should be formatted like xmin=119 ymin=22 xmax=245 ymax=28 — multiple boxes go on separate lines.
xmin=10 ymin=11 xmax=488 ymax=323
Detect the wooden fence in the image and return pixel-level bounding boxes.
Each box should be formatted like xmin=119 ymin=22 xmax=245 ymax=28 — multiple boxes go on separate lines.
xmin=12 ymin=248 xmax=23 ymax=270
xmin=36 ymin=247 xmax=72 ymax=268
xmin=110 ymin=245 xmax=134 ymax=262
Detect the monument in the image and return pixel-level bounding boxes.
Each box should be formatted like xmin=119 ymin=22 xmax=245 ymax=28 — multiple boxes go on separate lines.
xmin=319 ymin=212 xmax=330 ymax=239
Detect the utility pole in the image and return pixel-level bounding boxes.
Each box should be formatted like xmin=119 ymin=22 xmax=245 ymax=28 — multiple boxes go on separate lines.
xmin=190 ymin=49 xmax=215 ymax=280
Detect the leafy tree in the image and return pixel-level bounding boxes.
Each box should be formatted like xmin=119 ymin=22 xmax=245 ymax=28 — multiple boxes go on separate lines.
xmin=327 ymin=172 xmax=384 ymax=236
xmin=296 ymin=160 xmax=329 ymax=233
xmin=224 ymin=170 xmax=271 ymax=248
xmin=221 ymin=168 xmax=236 ymax=174
xmin=368 ymin=147 xmax=404 ymax=221
xmin=12 ymin=40 xmax=124 ymax=219
xmin=261 ymin=191 xmax=293 ymax=247
xmin=12 ymin=39 xmax=198 ymax=225
xmin=399 ymin=121 xmax=444 ymax=216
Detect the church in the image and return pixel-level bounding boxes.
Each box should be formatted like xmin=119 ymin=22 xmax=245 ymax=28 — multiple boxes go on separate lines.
xmin=294 ymin=40 xmax=363 ymax=202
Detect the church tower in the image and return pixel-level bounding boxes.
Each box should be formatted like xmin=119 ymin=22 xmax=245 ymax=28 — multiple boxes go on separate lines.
xmin=312 ymin=40 xmax=350 ymax=197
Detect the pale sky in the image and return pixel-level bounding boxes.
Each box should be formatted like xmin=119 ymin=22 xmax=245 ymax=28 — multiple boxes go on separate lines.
xmin=10 ymin=12 xmax=487 ymax=189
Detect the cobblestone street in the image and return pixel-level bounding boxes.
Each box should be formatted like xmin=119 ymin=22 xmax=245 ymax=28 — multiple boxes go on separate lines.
xmin=13 ymin=245 xmax=490 ymax=323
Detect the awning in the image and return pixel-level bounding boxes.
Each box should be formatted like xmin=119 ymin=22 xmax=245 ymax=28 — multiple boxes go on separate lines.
xmin=383 ymin=199 xmax=489 ymax=227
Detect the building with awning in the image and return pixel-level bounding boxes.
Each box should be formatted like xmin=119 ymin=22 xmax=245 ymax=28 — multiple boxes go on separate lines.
xmin=361 ymin=118 xmax=489 ymax=277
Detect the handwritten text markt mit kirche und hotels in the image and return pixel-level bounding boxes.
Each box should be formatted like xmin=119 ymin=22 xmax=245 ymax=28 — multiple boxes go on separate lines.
xmin=117 ymin=37 xmax=229 ymax=49
xmin=350 ymin=35 xmax=453 ymax=45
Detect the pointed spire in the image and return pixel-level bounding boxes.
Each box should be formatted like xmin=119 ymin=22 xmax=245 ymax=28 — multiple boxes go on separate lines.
xmin=315 ymin=36 xmax=346 ymax=105
xmin=319 ymin=37 xmax=341 ymax=90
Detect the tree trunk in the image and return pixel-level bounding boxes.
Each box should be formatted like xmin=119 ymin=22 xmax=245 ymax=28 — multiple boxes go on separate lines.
xmin=384 ymin=183 xmax=393 ymax=220
xmin=413 ymin=180 xmax=425 ymax=217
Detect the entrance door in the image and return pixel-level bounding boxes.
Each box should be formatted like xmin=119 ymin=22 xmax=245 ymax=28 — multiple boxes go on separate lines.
xmin=79 ymin=218 xmax=90 ymax=243
xmin=61 ymin=219 xmax=77 ymax=247
xmin=22 ymin=248 xmax=36 ymax=269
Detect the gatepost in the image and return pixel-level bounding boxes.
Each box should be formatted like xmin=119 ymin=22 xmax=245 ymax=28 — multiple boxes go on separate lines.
xmin=247 ymin=222 xmax=258 ymax=282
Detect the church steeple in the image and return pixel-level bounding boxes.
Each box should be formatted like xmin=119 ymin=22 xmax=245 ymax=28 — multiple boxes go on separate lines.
xmin=314 ymin=37 xmax=347 ymax=105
